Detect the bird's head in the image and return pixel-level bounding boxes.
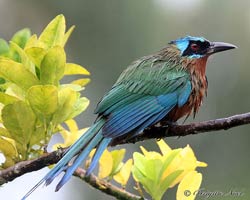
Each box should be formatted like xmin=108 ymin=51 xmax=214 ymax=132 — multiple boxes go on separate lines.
xmin=169 ymin=36 xmax=237 ymax=59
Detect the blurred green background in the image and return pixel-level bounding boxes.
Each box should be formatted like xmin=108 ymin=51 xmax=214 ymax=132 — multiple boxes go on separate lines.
xmin=0 ymin=0 xmax=249 ymax=199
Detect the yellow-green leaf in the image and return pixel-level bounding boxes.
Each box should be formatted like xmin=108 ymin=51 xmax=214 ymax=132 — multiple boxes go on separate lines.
xmin=157 ymin=139 xmax=172 ymax=155
xmin=24 ymin=34 xmax=45 ymax=49
xmin=5 ymin=83 xmax=26 ymax=100
xmin=0 ymin=127 xmax=11 ymax=138
xmin=110 ymin=149 xmax=126 ymax=176
xmin=98 ymin=149 xmax=113 ymax=179
xmin=113 ymin=159 xmax=133 ymax=186
xmin=71 ymin=78 xmax=90 ymax=87
xmin=40 ymin=46 xmax=66 ymax=85
xmin=145 ymin=158 xmax=162 ymax=181
xmin=27 ymin=85 xmax=58 ymax=116
xmin=39 ymin=14 xmax=66 ymax=49
xmin=25 ymin=47 xmax=47 ymax=68
xmin=64 ymin=63 xmax=90 ymax=75
xmin=0 ymin=92 xmax=19 ymax=105
xmin=52 ymin=87 xmax=77 ymax=124
xmin=132 ymin=141 xmax=206 ymax=200
xmin=133 ymin=150 xmax=182 ymax=200
xmin=62 ymin=25 xmax=75 ymax=47
xmin=29 ymin=125 xmax=46 ymax=147
xmin=0 ymin=59 xmax=39 ymax=91
xmin=66 ymin=97 xmax=89 ymax=120
xmin=9 ymin=42 xmax=35 ymax=74
xmin=140 ymin=146 xmax=163 ymax=160
xmin=0 ymin=136 xmax=18 ymax=168
xmin=132 ymin=152 xmax=147 ymax=178
xmin=157 ymin=170 xmax=183 ymax=200
xmin=163 ymin=145 xmax=207 ymax=188
xmin=177 ymin=171 xmax=202 ymax=200
xmin=0 ymin=136 xmax=17 ymax=156
xmin=65 ymin=119 xmax=78 ymax=132
xmin=60 ymin=84 xmax=83 ymax=92
xmin=2 ymin=101 xmax=36 ymax=146
xmin=54 ymin=120 xmax=88 ymax=149
xmin=160 ymin=149 xmax=182 ymax=181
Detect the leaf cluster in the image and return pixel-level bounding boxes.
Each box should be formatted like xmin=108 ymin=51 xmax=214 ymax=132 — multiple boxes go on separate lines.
xmin=86 ymin=137 xmax=207 ymax=200
xmin=0 ymin=15 xmax=90 ymax=168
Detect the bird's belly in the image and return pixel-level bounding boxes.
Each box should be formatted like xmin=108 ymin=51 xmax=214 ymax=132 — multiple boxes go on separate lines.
xmin=166 ymin=102 xmax=193 ymax=122
xmin=166 ymin=88 xmax=204 ymax=122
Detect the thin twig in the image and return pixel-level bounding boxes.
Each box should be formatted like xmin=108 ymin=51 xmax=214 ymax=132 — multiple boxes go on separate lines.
xmin=0 ymin=112 xmax=250 ymax=199
xmin=74 ymin=168 xmax=144 ymax=200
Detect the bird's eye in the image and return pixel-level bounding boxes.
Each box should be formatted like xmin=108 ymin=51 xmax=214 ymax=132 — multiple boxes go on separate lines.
xmin=190 ymin=43 xmax=199 ymax=51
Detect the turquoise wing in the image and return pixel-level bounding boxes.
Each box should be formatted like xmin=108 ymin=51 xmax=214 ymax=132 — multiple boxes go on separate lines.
xmin=95 ymin=56 xmax=192 ymax=138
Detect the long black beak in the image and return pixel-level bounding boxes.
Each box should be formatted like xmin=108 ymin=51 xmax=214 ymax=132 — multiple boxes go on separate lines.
xmin=208 ymin=42 xmax=237 ymax=55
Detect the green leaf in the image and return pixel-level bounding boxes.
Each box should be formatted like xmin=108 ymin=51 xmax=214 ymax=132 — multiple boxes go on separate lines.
xmin=29 ymin=125 xmax=46 ymax=147
xmin=10 ymin=28 xmax=31 ymax=48
xmin=158 ymin=170 xmax=183 ymax=199
xmin=133 ymin=152 xmax=147 ymax=177
xmin=62 ymin=25 xmax=75 ymax=47
xmin=25 ymin=47 xmax=46 ymax=68
xmin=66 ymin=97 xmax=89 ymax=120
xmin=0 ymin=39 xmax=9 ymax=55
xmin=0 ymin=59 xmax=39 ymax=91
xmin=64 ymin=63 xmax=90 ymax=75
xmin=0 ymin=77 xmax=5 ymax=85
xmin=0 ymin=92 xmax=19 ymax=105
xmin=52 ymin=87 xmax=77 ymax=124
xmin=9 ymin=42 xmax=36 ymax=74
xmin=39 ymin=14 xmax=66 ymax=49
xmin=142 ymin=159 xmax=163 ymax=198
xmin=27 ymin=85 xmax=58 ymax=116
xmin=132 ymin=148 xmax=186 ymax=200
xmin=145 ymin=159 xmax=162 ymax=181
xmin=132 ymin=165 xmax=153 ymax=196
xmin=2 ymin=101 xmax=36 ymax=147
xmin=0 ymin=136 xmax=18 ymax=168
xmin=40 ymin=46 xmax=66 ymax=85
xmin=132 ymin=165 xmax=146 ymax=182
xmin=53 ymin=88 xmax=89 ymax=124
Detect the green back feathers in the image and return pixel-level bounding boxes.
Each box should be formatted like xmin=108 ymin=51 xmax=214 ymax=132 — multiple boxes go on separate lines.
xmin=95 ymin=48 xmax=191 ymax=116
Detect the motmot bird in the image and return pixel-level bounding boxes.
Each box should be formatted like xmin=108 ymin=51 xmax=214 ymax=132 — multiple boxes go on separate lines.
xmin=22 ymin=36 xmax=236 ymax=199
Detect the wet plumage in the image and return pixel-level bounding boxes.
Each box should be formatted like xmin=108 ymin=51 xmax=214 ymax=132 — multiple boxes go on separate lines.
xmin=22 ymin=36 xmax=236 ymax=199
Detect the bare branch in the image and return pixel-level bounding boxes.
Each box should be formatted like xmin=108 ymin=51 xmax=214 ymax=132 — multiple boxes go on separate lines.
xmin=111 ymin=112 xmax=250 ymax=146
xmin=0 ymin=149 xmax=64 ymax=185
xmin=0 ymin=112 xmax=249 ymax=199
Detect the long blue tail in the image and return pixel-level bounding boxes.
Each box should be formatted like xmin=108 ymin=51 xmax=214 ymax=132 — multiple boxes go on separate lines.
xmin=21 ymin=118 xmax=111 ymax=200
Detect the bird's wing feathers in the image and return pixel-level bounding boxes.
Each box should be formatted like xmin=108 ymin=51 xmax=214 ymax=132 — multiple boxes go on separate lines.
xmin=95 ymin=56 xmax=192 ymax=138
